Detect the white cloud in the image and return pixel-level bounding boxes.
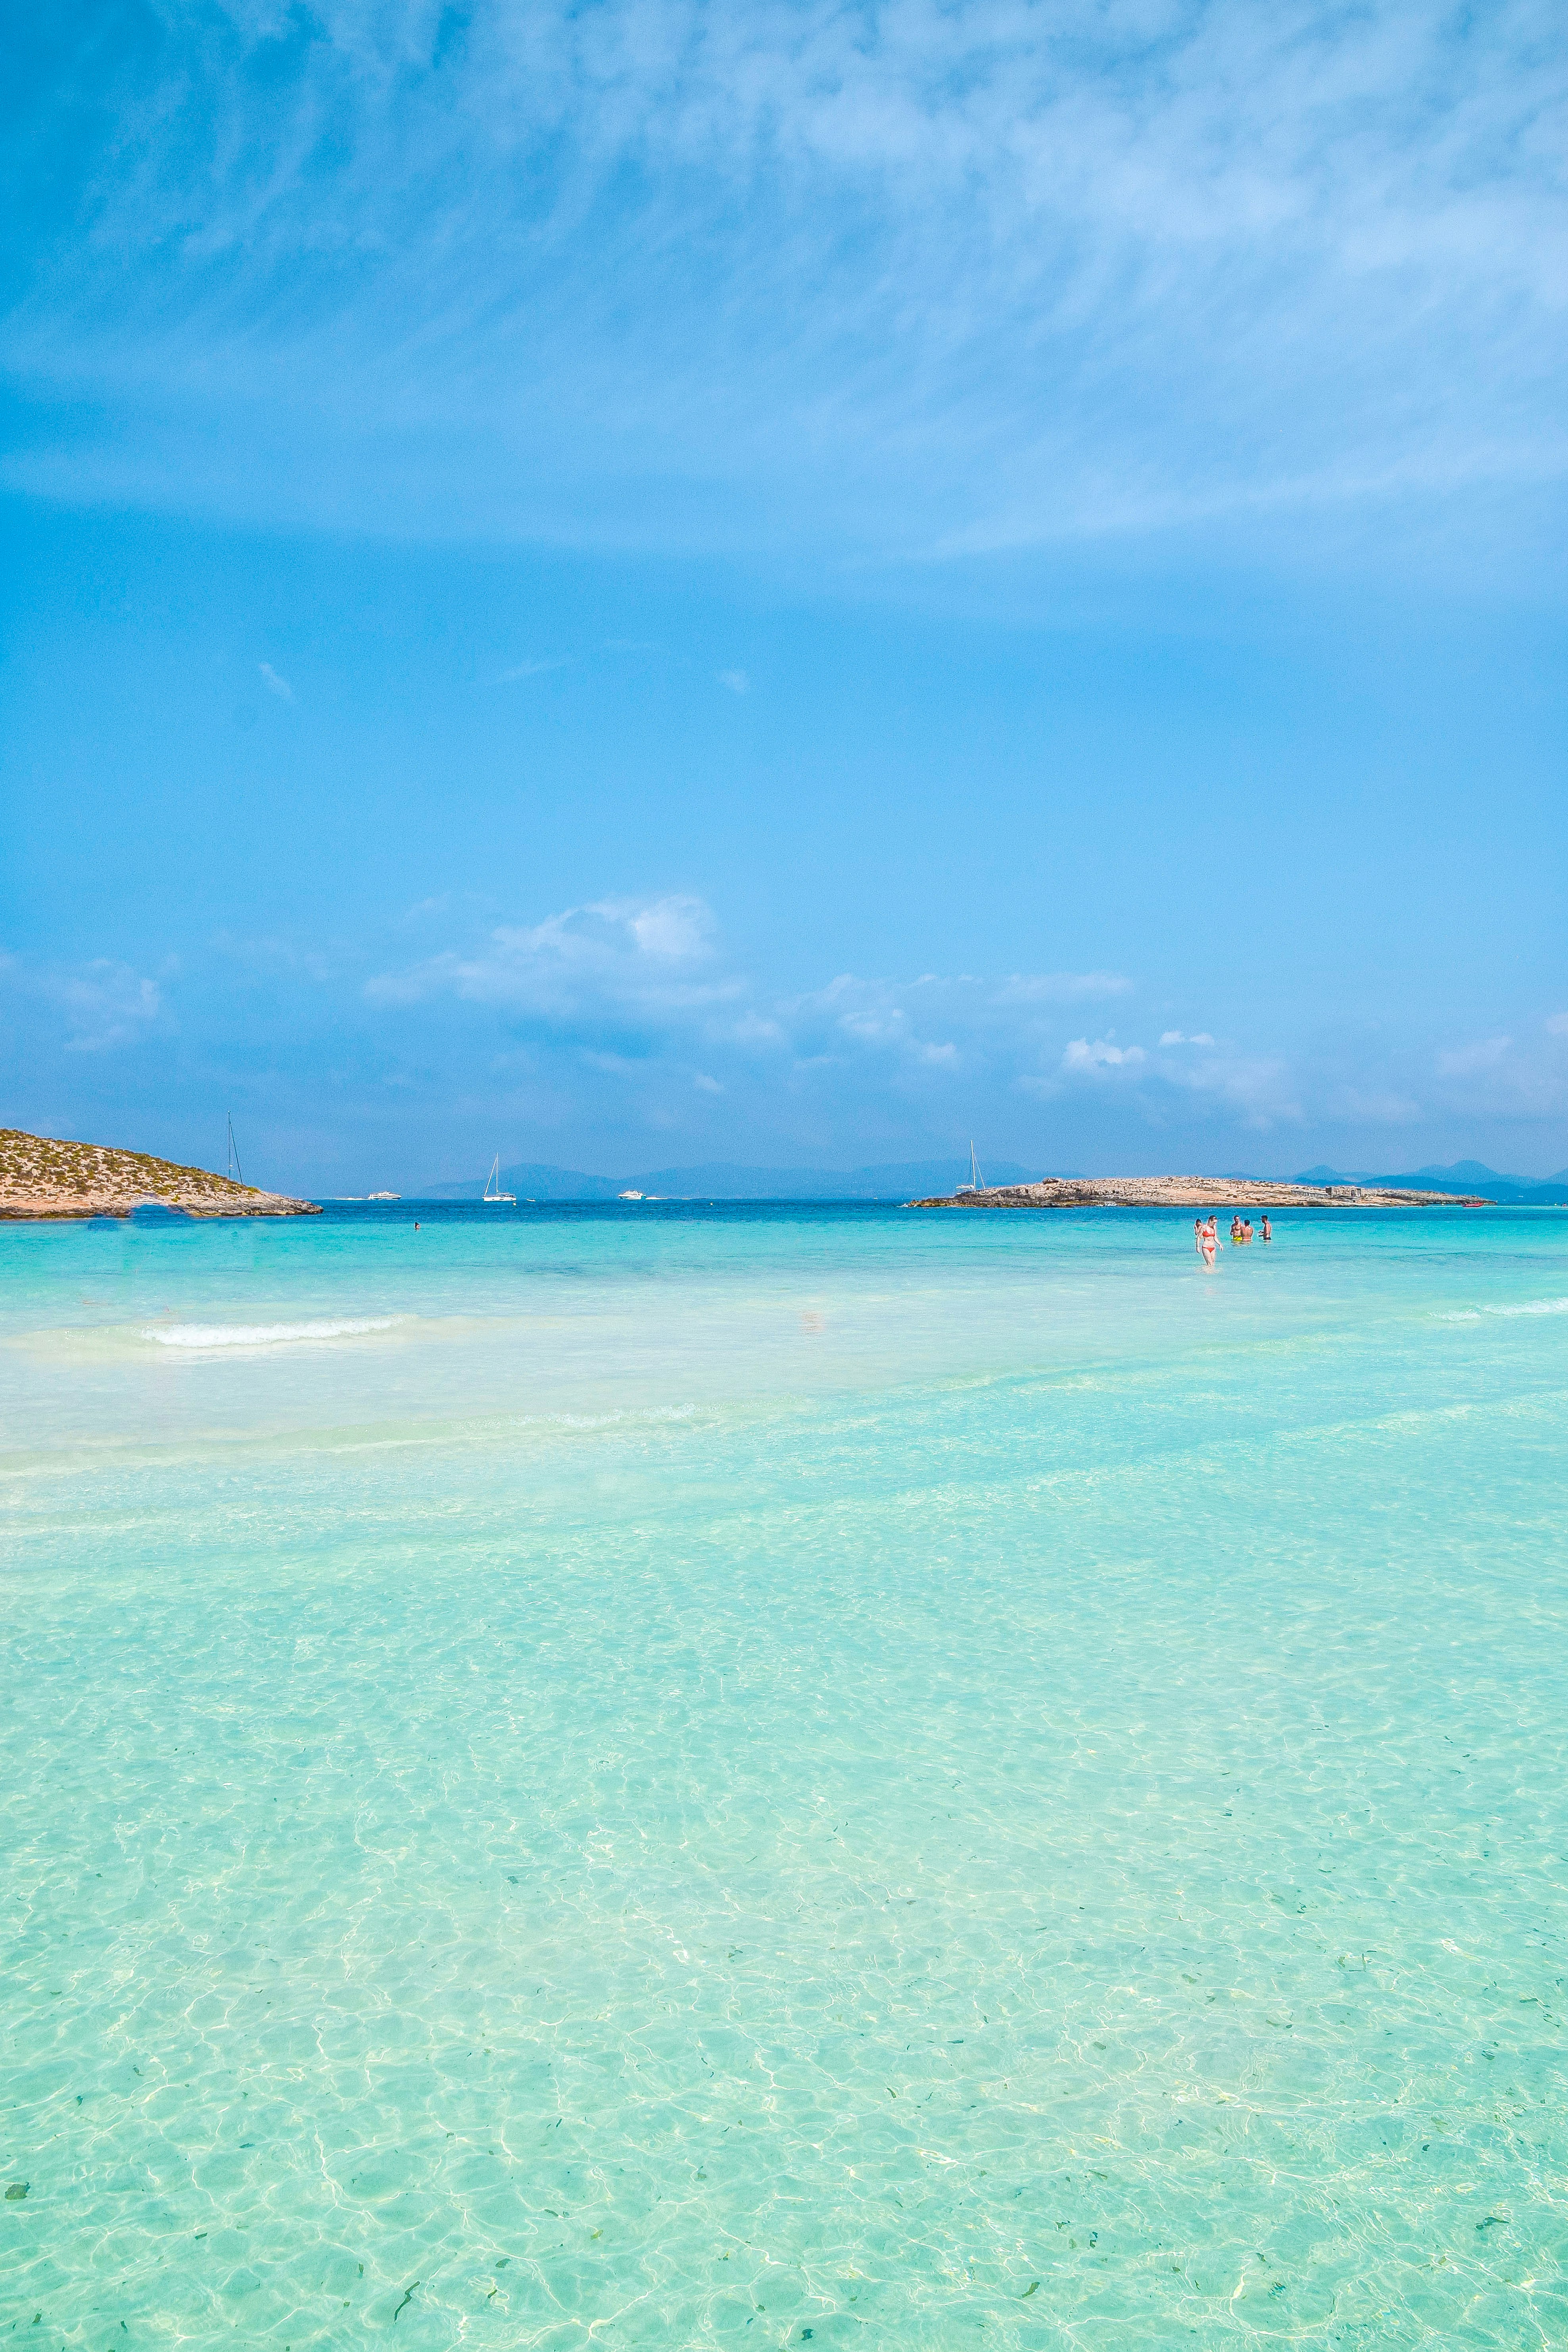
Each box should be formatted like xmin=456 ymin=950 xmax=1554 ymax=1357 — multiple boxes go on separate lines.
xmin=1437 ymin=1035 xmax=1513 ymax=1077
xmin=365 ymin=895 xmax=733 ymax=1032
xmin=259 ymin=662 xmax=295 ymax=703
xmin=995 ymin=972 xmax=1132 ymax=1005
xmin=210 ymin=930 xmax=334 ymax=982
xmin=782 ymin=969 xmax=1131 ymax=1075
xmin=717 ymin=669 xmax=750 ymax=695
xmin=497 ymin=658 xmax=566 ymax=681
xmin=626 ymin=900 xmax=711 ymax=960
xmin=1043 ymin=1028 xmax=1299 ymax=1125
xmin=1062 ymin=1036 xmax=1147 ymax=1074
xmin=1428 ymin=1028 xmax=1568 ymax=1118
xmin=368 ymin=900 xmax=1138 ymax=1094
xmin=50 ymin=960 xmax=163 ymax=1050
xmin=1165 ymin=1044 xmax=1300 ymax=1126
xmin=7 ymin=1 xmax=1564 ymax=564
xmin=1324 ymin=1086 xmax=1424 ymax=1126
xmin=357 ymin=893 xmax=1567 ymax=1140
xmin=1546 ymin=1013 xmax=1568 ymax=1036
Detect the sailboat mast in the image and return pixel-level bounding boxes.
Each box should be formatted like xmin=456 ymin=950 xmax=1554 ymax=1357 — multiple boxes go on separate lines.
xmin=227 ymin=1115 xmax=244 ymax=1186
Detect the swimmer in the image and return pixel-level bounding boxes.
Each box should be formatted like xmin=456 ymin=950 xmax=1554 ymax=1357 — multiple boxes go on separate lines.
xmin=1200 ymin=1214 xmax=1218 ymax=1265
xmin=1261 ymin=1215 xmax=1271 ymax=1242
xmin=1240 ymin=1218 xmax=1253 ymax=1244
xmin=1230 ymin=1215 xmax=1242 ymax=1244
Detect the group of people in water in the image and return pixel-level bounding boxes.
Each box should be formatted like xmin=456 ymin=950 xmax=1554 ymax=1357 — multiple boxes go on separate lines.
xmin=1194 ymin=1212 xmax=1271 ymax=1264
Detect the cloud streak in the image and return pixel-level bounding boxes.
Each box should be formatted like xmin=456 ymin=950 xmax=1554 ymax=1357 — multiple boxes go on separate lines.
xmin=6 ymin=1 xmax=1564 ymax=564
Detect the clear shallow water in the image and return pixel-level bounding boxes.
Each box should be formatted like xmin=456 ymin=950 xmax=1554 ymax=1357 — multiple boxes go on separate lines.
xmin=3 ymin=1201 xmax=1566 ymax=2349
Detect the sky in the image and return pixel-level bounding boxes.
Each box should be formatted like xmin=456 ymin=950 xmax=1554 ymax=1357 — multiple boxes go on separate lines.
xmin=3 ymin=0 xmax=1566 ymax=1190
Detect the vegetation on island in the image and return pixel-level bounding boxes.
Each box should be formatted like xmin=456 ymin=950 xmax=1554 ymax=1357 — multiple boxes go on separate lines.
xmin=0 ymin=1128 xmax=320 ymax=1219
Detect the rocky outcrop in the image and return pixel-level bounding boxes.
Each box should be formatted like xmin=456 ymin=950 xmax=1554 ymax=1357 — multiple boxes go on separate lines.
xmin=909 ymin=1176 xmax=1489 ymax=1209
xmin=0 ymin=1127 xmax=321 ymax=1219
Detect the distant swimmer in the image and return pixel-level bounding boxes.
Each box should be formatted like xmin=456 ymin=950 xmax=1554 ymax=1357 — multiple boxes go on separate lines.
xmin=1261 ymin=1215 xmax=1272 ymax=1243
xmin=1240 ymin=1218 xmax=1254 ymax=1245
xmin=1230 ymin=1216 xmax=1243 ymax=1244
xmin=1199 ymin=1215 xmax=1218 ymax=1266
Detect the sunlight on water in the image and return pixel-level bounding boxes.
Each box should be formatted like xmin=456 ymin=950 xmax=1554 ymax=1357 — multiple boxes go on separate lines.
xmin=3 ymin=1204 xmax=1566 ymax=2348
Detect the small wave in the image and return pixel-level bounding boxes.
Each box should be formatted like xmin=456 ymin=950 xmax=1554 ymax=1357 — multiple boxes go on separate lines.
xmin=143 ymin=1316 xmax=401 ymax=1350
xmin=1439 ymin=1297 xmax=1568 ymax=1324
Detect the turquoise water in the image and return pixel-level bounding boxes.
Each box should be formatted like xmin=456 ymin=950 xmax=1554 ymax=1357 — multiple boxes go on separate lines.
xmin=3 ymin=1203 xmax=1566 ymax=2348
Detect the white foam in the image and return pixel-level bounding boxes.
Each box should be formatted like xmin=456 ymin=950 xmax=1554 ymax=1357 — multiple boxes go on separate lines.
xmin=143 ymin=1316 xmax=401 ymax=1350
xmin=1438 ymin=1297 xmax=1568 ymax=1324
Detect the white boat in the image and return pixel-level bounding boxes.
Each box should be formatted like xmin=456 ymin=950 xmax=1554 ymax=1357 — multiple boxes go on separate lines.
xmin=954 ymin=1141 xmax=985 ymax=1194
xmin=618 ymin=1189 xmax=644 ymax=1201
xmin=483 ymin=1155 xmax=516 ymax=1204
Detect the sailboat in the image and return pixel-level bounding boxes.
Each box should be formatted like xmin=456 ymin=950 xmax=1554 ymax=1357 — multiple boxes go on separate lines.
xmin=226 ymin=1114 xmax=246 ymax=1187
xmin=483 ymin=1154 xmax=516 ymax=1205
xmin=955 ymin=1141 xmax=985 ymax=1194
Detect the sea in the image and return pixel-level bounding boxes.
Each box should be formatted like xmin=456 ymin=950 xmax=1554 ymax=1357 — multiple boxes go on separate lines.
xmin=3 ymin=1201 xmax=1565 ymax=2348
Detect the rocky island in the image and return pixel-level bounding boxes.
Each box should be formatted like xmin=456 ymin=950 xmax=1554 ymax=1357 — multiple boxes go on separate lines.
xmin=910 ymin=1175 xmax=1490 ymax=1209
xmin=0 ymin=1127 xmax=321 ymax=1220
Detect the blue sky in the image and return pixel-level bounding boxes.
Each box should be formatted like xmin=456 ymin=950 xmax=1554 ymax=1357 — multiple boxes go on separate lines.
xmin=4 ymin=0 xmax=1566 ymax=1188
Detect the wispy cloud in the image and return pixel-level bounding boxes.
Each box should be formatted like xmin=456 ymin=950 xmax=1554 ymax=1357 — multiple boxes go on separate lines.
xmin=46 ymin=959 xmax=165 ymax=1050
xmin=6 ymin=2 xmax=1564 ymax=563
xmin=1426 ymin=1024 xmax=1568 ymax=1118
xmin=497 ymin=658 xmax=566 ymax=681
xmin=717 ymin=669 xmax=749 ymax=695
xmin=367 ymin=894 xmax=1138 ymax=1081
xmin=1035 ymin=1027 xmax=1300 ymax=1128
xmin=1437 ymin=1035 xmax=1513 ymax=1078
xmin=365 ymin=896 xmax=737 ymax=1050
xmin=258 ymin=662 xmax=295 ymax=703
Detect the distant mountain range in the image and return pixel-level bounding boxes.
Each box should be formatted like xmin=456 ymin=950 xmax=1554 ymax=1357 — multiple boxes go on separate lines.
xmin=1295 ymin=1161 xmax=1568 ymax=1205
xmin=420 ymin=1157 xmax=1061 ymax=1201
